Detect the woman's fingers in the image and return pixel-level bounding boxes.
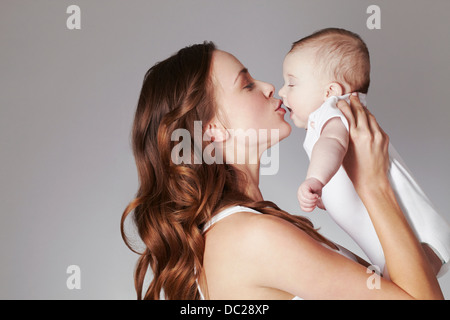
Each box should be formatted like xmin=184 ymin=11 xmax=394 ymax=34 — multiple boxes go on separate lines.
xmin=338 ymin=93 xmax=391 ymax=191
xmin=367 ymin=111 xmax=390 ymax=154
xmin=336 ymin=93 xmax=367 ymax=130
xmin=336 ymin=99 xmax=356 ymax=130
xmin=349 ymin=93 xmax=370 ymax=131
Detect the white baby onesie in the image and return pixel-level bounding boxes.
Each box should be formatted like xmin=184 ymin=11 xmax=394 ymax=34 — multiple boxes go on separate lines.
xmin=303 ymin=93 xmax=450 ymax=277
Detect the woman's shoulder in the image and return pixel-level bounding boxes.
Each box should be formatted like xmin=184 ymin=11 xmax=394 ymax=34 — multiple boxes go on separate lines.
xmin=202 ymin=210 xmax=311 ymax=299
xmin=206 ymin=209 xmax=301 ymax=241
xmin=203 ymin=209 xmax=388 ymax=299
xmin=204 ymin=210 xmax=317 ymax=265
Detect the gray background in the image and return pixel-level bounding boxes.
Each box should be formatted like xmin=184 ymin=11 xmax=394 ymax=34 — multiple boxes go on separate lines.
xmin=1 ymin=0 xmax=449 ymax=299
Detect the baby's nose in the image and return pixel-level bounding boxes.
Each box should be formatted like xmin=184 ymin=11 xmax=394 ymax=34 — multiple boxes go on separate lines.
xmin=278 ymin=87 xmax=285 ymax=99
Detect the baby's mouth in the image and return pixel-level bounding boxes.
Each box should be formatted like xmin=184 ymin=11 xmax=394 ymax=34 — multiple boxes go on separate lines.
xmin=286 ymin=106 xmax=292 ymax=113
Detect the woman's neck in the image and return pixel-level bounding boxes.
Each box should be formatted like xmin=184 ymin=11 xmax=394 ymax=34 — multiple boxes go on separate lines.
xmin=222 ymin=142 xmax=264 ymax=201
xmin=236 ymin=163 xmax=264 ymax=201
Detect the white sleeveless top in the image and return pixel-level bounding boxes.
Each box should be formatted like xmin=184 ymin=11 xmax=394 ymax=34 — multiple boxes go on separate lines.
xmin=198 ymin=205 xmax=358 ymax=300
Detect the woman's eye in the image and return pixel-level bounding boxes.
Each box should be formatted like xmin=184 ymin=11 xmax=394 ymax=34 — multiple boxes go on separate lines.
xmin=244 ymin=82 xmax=255 ymax=90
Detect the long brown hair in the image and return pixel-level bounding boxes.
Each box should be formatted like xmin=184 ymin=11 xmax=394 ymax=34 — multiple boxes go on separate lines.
xmin=121 ymin=41 xmax=334 ymax=300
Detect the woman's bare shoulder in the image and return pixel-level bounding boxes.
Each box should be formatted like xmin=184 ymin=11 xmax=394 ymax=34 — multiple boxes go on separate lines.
xmin=204 ymin=210 xmax=307 ymax=250
xmin=202 ymin=211 xmax=310 ymax=299
xmin=203 ymin=210 xmax=410 ymax=299
xmin=203 ymin=210 xmax=320 ymax=283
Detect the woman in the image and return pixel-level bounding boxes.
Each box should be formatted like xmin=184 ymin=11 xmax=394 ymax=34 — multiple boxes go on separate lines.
xmin=121 ymin=42 xmax=443 ymax=299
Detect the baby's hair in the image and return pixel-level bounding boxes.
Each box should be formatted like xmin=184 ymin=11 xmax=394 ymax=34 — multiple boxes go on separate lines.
xmin=290 ymin=28 xmax=370 ymax=94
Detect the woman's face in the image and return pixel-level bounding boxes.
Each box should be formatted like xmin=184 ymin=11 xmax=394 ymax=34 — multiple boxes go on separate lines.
xmin=211 ymin=50 xmax=291 ymax=155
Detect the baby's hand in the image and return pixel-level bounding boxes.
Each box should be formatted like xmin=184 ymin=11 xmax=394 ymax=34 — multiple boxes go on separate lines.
xmin=297 ymin=177 xmax=325 ymax=212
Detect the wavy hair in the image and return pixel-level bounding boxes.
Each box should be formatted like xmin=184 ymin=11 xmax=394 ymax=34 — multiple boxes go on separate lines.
xmin=121 ymin=41 xmax=335 ymax=300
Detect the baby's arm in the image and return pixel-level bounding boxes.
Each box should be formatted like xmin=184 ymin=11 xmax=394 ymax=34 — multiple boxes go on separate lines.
xmin=298 ymin=117 xmax=349 ymax=211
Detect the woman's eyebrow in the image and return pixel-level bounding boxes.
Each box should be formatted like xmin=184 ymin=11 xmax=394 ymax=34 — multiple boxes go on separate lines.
xmin=234 ymin=68 xmax=248 ymax=85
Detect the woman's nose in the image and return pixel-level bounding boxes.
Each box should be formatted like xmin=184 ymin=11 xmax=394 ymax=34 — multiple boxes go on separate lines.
xmin=261 ymin=81 xmax=275 ymax=98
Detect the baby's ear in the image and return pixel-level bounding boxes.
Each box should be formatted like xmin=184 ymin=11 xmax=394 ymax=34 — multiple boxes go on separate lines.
xmin=324 ymin=82 xmax=344 ymax=98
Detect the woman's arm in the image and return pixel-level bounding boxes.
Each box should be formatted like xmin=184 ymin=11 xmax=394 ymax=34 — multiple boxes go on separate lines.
xmin=241 ymin=94 xmax=443 ymax=299
xmin=337 ymin=93 xmax=443 ymax=299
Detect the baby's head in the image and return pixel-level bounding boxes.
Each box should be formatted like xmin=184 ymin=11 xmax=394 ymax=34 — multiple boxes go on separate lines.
xmin=279 ymin=28 xmax=370 ymax=128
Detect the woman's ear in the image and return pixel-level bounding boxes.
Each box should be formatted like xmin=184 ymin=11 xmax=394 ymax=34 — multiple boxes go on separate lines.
xmin=204 ymin=122 xmax=229 ymax=142
xmin=324 ymin=82 xmax=344 ymax=98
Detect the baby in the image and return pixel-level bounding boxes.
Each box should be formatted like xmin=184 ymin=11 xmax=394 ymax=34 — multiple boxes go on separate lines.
xmin=279 ymin=28 xmax=450 ymax=277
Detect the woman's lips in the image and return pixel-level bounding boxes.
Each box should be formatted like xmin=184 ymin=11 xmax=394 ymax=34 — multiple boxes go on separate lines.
xmin=275 ymin=100 xmax=287 ymax=114
xmin=275 ymin=104 xmax=286 ymax=114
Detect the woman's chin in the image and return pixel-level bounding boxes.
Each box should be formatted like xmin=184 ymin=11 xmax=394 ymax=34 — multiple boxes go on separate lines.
xmin=279 ymin=121 xmax=292 ymax=140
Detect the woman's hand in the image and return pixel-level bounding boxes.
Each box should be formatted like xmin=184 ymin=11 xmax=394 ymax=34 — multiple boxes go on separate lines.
xmin=337 ymin=93 xmax=390 ymax=194
xmin=338 ymin=93 xmax=443 ymax=299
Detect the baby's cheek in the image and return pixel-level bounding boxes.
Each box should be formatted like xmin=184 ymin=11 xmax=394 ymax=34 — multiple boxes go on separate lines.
xmin=288 ymin=92 xmax=300 ymax=108
xmin=285 ymin=95 xmax=293 ymax=108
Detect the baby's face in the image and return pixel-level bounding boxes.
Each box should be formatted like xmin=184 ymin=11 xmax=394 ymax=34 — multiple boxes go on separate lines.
xmin=279 ymin=48 xmax=327 ymax=128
